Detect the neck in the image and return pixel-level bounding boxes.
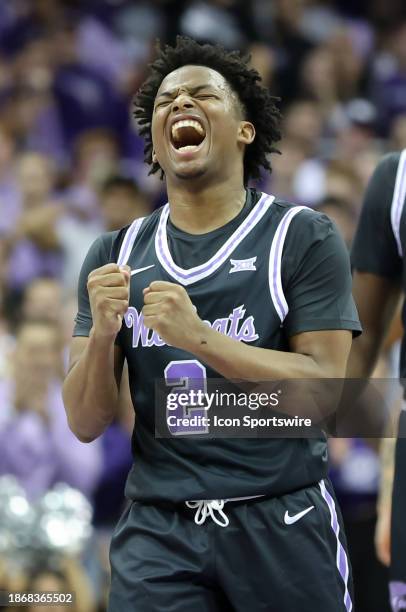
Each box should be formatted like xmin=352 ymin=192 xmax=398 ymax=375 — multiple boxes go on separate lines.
xmin=166 ymin=177 xmax=247 ymax=234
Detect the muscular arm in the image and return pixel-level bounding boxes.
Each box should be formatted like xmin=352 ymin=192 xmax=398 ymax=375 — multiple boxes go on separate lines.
xmin=190 ymin=327 xmax=352 ymax=380
xmin=346 ymin=272 xmax=401 ymax=378
xmin=379 ymin=436 xmax=396 ymax=513
xmin=375 ymin=435 xmax=396 ymax=566
xmin=63 ymin=335 xmax=124 ymax=442
xmin=349 ymin=152 xmax=403 ymax=377
xmin=63 ymin=254 xmax=131 ymax=443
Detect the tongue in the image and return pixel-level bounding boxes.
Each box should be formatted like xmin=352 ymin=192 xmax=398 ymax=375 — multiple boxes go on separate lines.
xmin=173 ymin=125 xmax=204 ymax=149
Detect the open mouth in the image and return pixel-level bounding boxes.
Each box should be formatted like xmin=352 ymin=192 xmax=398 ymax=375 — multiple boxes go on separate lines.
xmin=170 ymin=119 xmax=206 ymax=152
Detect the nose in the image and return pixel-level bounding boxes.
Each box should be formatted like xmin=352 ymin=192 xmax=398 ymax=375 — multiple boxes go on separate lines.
xmin=171 ymin=92 xmax=195 ymax=113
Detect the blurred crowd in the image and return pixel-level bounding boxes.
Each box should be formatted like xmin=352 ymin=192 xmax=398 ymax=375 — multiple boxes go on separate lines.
xmin=1 ymin=1 xmax=406 ymax=611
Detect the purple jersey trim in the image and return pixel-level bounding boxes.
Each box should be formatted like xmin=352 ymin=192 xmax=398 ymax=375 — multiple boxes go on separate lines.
xmin=390 ymin=581 xmax=406 ymax=611
xmin=154 ymin=193 xmax=274 ymax=286
xmin=269 ymin=206 xmax=309 ymax=322
xmin=319 ymin=479 xmax=352 ymax=612
xmin=117 ymin=217 xmax=145 ymax=267
xmin=391 ymin=148 xmax=406 ymax=258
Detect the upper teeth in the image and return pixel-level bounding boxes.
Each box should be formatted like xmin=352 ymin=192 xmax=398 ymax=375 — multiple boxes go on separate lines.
xmin=171 ymin=120 xmax=205 ymax=139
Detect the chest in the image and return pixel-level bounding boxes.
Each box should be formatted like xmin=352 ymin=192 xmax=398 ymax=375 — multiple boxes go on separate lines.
xmin=115 ymin=197 xmax=296 ymax=371
xmin=123 ymin=238 xmax=282 ymax=351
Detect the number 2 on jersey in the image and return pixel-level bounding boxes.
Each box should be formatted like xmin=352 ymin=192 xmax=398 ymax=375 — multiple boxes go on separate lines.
xmin=164 ymin=360 xmax=209 ymax=435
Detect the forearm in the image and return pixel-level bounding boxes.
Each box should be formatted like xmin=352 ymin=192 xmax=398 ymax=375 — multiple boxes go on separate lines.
xmin=62 ymin=331 xmax=120 ymax=442
xmin=347 ymin=272 xmax=402 ymax=378
xmin=346 ymin=334 xmax=382 ymax=379
xmin=190 ymin=326 xmax=332 ymax=380
xmin=378 ymin=436 xmax=396 ymax=514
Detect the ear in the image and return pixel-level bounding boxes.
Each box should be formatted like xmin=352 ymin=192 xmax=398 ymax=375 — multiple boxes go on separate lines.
xmin=152 ymin=150 xmax=158 ymax=164
xmin=237 ymin=121 xmax=255 ymax=146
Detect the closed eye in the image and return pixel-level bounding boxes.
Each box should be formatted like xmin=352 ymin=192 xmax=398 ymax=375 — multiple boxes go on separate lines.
xmin=195 ymin=94 xmax=218 ymax=99
xmin=155 ymin=101 xmax=171 ymax=110
xmin=154 ymin=92 xmax=218 ymax=111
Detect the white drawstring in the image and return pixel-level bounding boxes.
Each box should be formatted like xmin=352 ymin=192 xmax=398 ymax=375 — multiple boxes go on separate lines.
xmin=185 ymin=495 xmax=265 ymax=527
xmin=185 ymin=499 xmax=230 ymax=527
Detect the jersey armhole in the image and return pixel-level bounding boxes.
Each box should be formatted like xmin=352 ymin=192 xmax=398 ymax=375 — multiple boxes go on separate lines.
xmin=390 ymin=148 xmax=406 ymax=258
xmin=116 ymin=217 xmax=146 ymax=266
xmin=268 ymin=206 xmax=309 ymax=323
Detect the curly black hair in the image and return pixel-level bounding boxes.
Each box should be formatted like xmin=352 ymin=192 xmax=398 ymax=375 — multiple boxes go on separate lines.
xmin=133 ymin=36 xmax=281 ymax=184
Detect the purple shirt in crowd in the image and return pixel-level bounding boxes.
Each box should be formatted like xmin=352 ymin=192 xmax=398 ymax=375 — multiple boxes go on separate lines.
xmin=6 ymin=239 xmax=63 ymax=291
xmin=0 ymin=378 xmax=102 ymax=501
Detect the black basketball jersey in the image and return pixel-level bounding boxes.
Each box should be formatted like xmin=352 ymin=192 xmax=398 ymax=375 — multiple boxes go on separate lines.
xmin=74 ymin=188 xmax=360 ymax=503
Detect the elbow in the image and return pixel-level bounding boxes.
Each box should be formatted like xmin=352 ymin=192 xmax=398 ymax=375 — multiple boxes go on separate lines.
xmin=66 ymin=411 xmax=104 ymax=444
xmin=74 ymin=431 xmax=99 ymax=444
xmin=63 ymin=386 xmax=104 ymax=443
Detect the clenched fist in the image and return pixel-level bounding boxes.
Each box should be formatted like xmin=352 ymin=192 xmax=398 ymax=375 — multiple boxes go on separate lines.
xmin=142 ymin=281 xmax=205 ymax=351
xmin=87 ymin=263 xmax=130 ymax=338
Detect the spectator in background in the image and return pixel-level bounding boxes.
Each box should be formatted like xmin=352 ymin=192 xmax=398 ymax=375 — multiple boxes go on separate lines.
xmin=332 ymin=99 xmax=379 ymax=162
xmin=3 ymin=32 xmax=65 ymax=164
xmin=66 ymin=127 xmax=121 ymax=216
xmin=4 ymin=152 xmax=63 ymax=310
xmin=14 ymin=556 xmax=96 ymax=612
xmin=315 ymin=196 xmax=356 ymax=248
xmin=0 ymin=297 xmax=13 ymax=380
xmin=60 ymin=172 xmax=151 ymax=291
xmin=277 ymin=98 xmax=325 ymax=204
xmin=0 ymin=82 xmax=64 ymax=164
xmin=270 ymin=0 xmax=315 ymax=105
xmin=389 ymin=113 xmax=406 ymax=150
xmin=1 ymin=151 xmax=54 ymax=234
xmin=283 ymin=98 xmax=323 ymax=158
xmin=0 ymin=122 xmax=19 ymax=235
xmin=326 ymin=26 xmax=368 ymax=102
xmin=300 ymin=45 xmax=339 ymax=120
xmin=0 ymin=319 xmax=102 ymax=501
xmin=371 ymin=20 xmax=406 ymax=134
xmin=0 ymin=0 xmax=68 ymax=58
xmin=0 ymin=232 xmax=8 ymax=307
xmin=21 ymin=277 xmax=63 ymax=324
xmin=323 ymin=160 xmax=364 ymax=213
xmin=99 ymin=176 xmax=151 ymax=232
xmin=351 ymin=149 xmax=382 ymax=192
xmin=0 ymin=554 xmax=96 ymax=612
xmin=166 ymin=0 xmax=260 ymax=50
xmin=265 ymin=137 xmax=307 ymax=202
xmin=91 ymin=389 xmax=133 ymax=612
xmin=51 ymin=23 xmax=129 ymax=151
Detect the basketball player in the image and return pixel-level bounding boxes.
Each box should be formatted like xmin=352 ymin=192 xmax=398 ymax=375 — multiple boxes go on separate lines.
xmin=349 ymin=150 xmax=406 ymax=612
xmin=63 ymin=37 xmax=361 ymax=611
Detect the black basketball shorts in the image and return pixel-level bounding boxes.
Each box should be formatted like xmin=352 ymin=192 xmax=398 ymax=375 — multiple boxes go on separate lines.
xmin=108 ymin=478 xmax=353 ymax=612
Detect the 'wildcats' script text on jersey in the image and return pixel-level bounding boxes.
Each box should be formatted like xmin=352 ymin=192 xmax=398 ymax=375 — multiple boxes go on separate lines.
xmin=124 ymin=303 xmax=258 ymax=348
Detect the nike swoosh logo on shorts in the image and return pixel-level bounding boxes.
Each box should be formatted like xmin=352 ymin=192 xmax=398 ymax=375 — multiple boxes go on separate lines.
xmin=130 ymin=265 xmax=155 ymax=276
xmin=284 ymin=505 xmax=314 ymax=525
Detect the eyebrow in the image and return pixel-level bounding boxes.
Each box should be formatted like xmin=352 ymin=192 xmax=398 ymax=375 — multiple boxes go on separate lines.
xmin=156 ymin=84 xmax=216 ymax=100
